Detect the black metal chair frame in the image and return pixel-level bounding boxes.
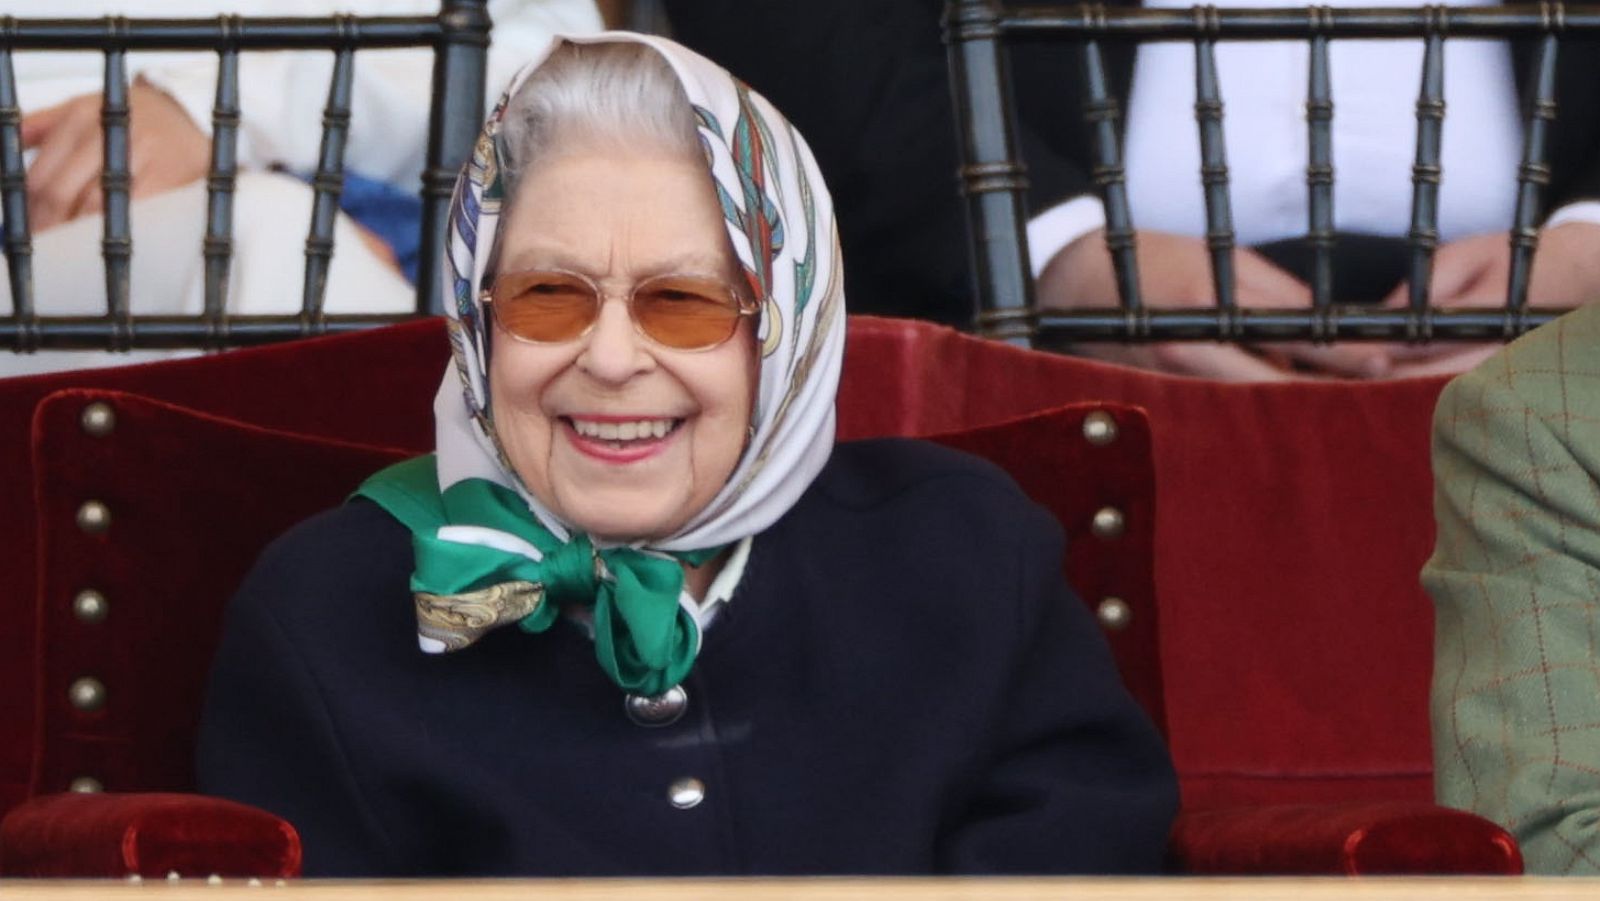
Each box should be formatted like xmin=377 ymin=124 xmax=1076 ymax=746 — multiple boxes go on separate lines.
xmin=0 ymin=0 xmax=488 ymax=353
xmin=945 ymin=0 xmax=1592 ymax=347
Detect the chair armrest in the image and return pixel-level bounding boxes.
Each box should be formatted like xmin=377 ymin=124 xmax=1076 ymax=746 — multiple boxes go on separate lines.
xmin=1170 ymin=801 xmax=1522 ymax=875
xmin=0 ymin=792 xmax=301 ymax=879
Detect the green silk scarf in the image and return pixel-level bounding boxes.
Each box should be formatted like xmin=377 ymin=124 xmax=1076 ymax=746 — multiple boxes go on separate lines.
xmin=357 ymin=455 xmax=718 ymax=696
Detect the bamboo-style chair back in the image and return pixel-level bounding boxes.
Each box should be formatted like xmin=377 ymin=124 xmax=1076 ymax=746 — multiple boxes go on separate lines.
xmin=1 ymin=0 xmax=489 ymax=353
xmin=945 ymin=0 xmax=1593 ymax=347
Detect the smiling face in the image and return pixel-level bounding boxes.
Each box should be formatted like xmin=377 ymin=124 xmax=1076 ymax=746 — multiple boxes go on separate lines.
xmin=486 ymin=149 xmax=758 ymax=543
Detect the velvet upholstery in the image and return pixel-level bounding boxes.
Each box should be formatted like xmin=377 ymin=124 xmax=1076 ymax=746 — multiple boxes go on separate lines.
xmin=1169 ymin=802 xmax=1524 ymax=875
xmin=0 ymin=319 xmax=446 ymax=816
xmin=929 ymin=406 xmax=1163 ymax=730
xmin=0 ymin=315 xmax=1520 ymax=876
xmin=836 ymin=318 xmax=1453 ymax=808
xmin=30 ymin=390 xmax=411 ymax=799
xmin=0 ymin=792 xmax=300 ymax=879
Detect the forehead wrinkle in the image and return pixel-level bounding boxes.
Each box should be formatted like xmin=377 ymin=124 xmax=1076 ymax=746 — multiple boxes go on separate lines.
xmin=500 ymin=242 xmax=728 ymax=281
xmin=614 ymin=211 xmax=634 ymax=277
xmin=498 ymin=154 xmax=736 ymax=280
xmin=496 ymin=236 xmax=592 ymax=274
xmin=605 ymin=212 xmax=730 ymax=281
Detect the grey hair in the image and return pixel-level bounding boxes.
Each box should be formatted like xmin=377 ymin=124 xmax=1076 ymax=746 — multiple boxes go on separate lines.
xmin=497 ymin=41 xmax=703 ymax=201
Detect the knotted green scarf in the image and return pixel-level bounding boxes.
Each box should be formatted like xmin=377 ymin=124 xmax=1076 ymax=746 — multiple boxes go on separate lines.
xmin=357 ymin=455 xmax=719 ymax=696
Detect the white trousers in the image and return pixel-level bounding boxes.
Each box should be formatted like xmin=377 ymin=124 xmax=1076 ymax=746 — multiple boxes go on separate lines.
xmin=1 ymin=170 xmax=415 ymax=376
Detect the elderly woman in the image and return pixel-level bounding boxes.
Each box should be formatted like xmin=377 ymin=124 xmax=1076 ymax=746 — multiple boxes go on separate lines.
xmin=196 ymin=34 xmax=1177 ymax=877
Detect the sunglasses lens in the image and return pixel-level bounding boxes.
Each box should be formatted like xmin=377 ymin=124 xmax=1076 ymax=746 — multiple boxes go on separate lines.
xmin=634 ymin=276 xmax=746 ymax=349
xmin=491 ymin=271 xmax=598 ymax=342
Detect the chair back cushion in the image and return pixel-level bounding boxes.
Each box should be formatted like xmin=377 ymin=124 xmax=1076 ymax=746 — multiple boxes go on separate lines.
xmin=5 ymin=313 xmax=1454 ymax=815
xmin=13 ymin=340 xmax=1161 ymax=813
xmin=30 ymin=390 xmax=412 ymax=797
xmin=0 ymin=320 xmax=446 ymax=813
xmin=837 ymin=316 xmax=1453 ymax=808
xmin=929 ymin=405 xmax=1163 ymax=731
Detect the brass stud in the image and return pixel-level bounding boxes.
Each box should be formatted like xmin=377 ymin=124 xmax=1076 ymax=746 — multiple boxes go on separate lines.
xmin=68 ymin=676 xmax=106 ymax=712
xmin=69 ymin=776 xmax=103 ymax=793
xmin=207 ymin=875 xmax=223 ymax=886
xmin=73 ymin=589 xmax=109 ymax=625
xmin=167 ymin=871 xmax=181 ymax=883
xmin=1097 ymin=597 xmax=1132 ymax=631
xmin=80 ymin=401 xmax=116 ymax=438
xmin=76 ymin=500 xmax=111 ymax=534
xmin=1082 ymin=410 xmax=1119 ymax=446
xmin=1091 ymin=506 xmax=1126 ymax=540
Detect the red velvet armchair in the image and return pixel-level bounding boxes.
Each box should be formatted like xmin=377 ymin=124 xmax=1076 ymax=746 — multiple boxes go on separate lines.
xmin=0 ymin=316 xmax=1521 ymax=877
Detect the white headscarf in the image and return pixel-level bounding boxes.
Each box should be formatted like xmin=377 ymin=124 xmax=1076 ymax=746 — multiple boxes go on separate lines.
xmin=436 ymin=32 xmax=846 ymax=555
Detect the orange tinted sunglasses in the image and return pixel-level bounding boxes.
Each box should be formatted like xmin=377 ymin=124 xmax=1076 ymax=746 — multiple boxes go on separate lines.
xmin=483 ymin=269 xmax=759 ymax=351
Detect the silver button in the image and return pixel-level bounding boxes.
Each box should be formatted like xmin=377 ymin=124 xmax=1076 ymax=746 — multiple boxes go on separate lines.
xmin=73 ymin=589 xmax=109 ymax=625
xmin=1097 ymin=597 xmax=1132 ymax=632
xmin=69 ymin=776 xmax=103 ymax=793
xmin=624 ymin=685 xmax=688 ymax=727
xmin=69 ymin=677 xmax=106 ymax=712
xmin=76 ymin=500 xmax=112 ymax=534
xmin=668 ymin=777 xmax=705 ymax=809
xmin=1082 ymin=410 xmax=1119 ymax=446
xmin=1091 ymin=506 xmax=1125 ymax=540
xmin=80 ymin=401 xmax=116 ymax=438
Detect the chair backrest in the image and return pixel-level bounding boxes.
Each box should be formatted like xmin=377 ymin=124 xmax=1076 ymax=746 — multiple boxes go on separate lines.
xmin=928 ymin=403 xmax=1165 ymax=731
xmin=0 ymin=319 xmax=447 ymax=815
xmin=0 ymin=2 xmax=488 ymax=353
xmin=839 ymin=316 xmax=1452 ymax=808
xmin=29 ymin=390 xmax=416 ymax=799
xmin=944 ymin=0 xmax=1589 ymax=347
xmin=1 ymin=316 xmax=1162 ymax=817
xmin=2 ymin=315 xmax=1459 ymax=814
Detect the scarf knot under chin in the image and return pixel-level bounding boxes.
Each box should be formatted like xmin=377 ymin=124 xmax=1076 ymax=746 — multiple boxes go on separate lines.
xmin=356 ymin=455 xmax=710 ymax=696
xmin=535 ymin=534 xmax=600 ymax=611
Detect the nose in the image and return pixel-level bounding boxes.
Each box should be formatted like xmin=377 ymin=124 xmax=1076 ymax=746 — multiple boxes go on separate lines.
xmin=574 ymin=291 xmax=653 ymax=384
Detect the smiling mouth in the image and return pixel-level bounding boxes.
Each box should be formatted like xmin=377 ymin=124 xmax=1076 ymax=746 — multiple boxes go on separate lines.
xmin=563 ymin=416 xmax=684 ymax=451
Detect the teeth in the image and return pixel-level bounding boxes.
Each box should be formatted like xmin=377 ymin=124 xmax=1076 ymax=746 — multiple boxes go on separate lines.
xmin=571 ymin=418 xmax=677 ymax=441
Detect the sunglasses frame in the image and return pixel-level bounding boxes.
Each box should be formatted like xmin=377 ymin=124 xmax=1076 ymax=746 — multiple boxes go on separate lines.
xmin=480 ymin=268 xmax=761 ymax=353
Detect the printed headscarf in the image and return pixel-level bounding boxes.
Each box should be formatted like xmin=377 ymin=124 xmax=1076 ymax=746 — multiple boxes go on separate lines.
xmin=355 ymin=32 xmax=846 ymax=696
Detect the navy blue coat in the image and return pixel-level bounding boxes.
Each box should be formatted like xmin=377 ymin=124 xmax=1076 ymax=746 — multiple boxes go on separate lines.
xmin=197 ymin=439 xmax=1177 ymax=877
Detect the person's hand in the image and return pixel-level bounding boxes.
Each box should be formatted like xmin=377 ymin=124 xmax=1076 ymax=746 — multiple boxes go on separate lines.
xmin=1380 ymin=223 xmax=1600 ymax=378
xmin=1037 ymin=228 xmax=1392 ymax=381
xmin=355 ymin=225 xmax=401 ymax=272
xmin=22 ymin=81 xmax=211 ymax=232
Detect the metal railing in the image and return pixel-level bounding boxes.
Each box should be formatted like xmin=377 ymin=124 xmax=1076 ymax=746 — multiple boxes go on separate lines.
xmin=944 ymin=0 xmax=1590 ymax=346
xmin=1 ymin=0 xmax=488 ymax=352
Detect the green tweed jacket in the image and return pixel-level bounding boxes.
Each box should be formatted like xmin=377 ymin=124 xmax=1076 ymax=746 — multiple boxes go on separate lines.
xmin=1425 ymin=300 xmax=1600 ymax=874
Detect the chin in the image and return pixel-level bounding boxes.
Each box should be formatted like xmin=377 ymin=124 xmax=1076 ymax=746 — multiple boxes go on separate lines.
xmin=563 ymin=495 xmax=691 ymax=544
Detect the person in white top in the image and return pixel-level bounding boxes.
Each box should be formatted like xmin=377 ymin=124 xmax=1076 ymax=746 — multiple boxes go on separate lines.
xmin=1033 ymin=0 xmax=1600 ymax=379
xmin=664 ymin=0 xmax=1600 ymax=381
xmin=4 ymin=0 xmax=602 ymax=376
